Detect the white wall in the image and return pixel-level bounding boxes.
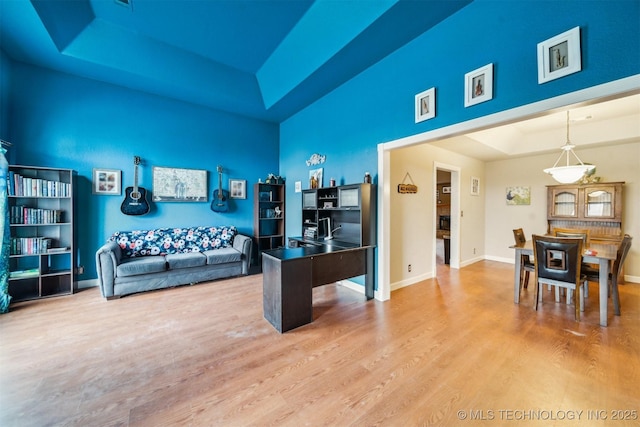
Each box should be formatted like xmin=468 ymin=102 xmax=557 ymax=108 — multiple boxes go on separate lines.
xmin=485 ymin=141 xmax=640 ymax=280
xmin=389 ymin=140 xmax=639 ymax=290
xmin=390 ymin=143 xmax=484 ymax=288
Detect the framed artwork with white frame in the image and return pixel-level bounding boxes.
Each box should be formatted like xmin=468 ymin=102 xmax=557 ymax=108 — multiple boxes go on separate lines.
xmin=92 ymin=168 xmax=121 ymax=195
xmin=415 ymin=87 xmax=436 ymax=123
xmin=152 ymin=166 xmax=208 ymax=202
xmin=464 ymin=63 xmax=493 ymax=107
xmin=471 ymin=176 xmax=480 ymax=196
xmin=537 ymin=26 xmax=581 ymax=84
xmin=229 ymin=179 xmax=246 ymax=199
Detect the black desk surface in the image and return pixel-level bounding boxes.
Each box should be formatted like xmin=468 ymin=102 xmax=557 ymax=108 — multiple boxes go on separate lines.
xmin=263 ymin=238 xmax=371 ymax=261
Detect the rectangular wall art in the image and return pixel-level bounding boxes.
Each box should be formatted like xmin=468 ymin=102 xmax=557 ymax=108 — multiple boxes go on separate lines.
xmin=506 ymin=186 xmax=531 ymax=205
xmin=92 ymin=168 xmax=121 ymax=195
xmin=152 ymin=166 xmax=208 ymax=202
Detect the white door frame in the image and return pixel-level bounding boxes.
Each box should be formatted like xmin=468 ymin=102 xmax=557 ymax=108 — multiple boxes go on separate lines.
xmin=375 ymin=75 xmax=640 ymax=301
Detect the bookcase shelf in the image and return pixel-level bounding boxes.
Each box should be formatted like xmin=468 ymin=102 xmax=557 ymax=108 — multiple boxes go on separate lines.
xmin=8 ymin=165 xmax=75 ymax=302
xmin=253 ymin=183 xmax=285 ymax=266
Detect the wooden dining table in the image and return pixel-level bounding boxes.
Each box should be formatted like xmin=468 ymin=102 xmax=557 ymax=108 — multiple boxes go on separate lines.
xmin=512 ymin=240 xmax=618 ymax=326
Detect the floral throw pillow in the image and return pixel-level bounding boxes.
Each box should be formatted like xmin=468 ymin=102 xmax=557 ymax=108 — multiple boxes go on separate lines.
xmin=110 ymin=226 xmax=237 ymax=258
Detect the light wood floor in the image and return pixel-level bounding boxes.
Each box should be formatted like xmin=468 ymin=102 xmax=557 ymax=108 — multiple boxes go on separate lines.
xmin=1 ymin=260 xmax=639 ymax=426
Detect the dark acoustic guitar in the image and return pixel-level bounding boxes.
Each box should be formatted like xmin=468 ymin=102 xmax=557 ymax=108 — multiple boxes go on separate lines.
xmin=210 ymin=165 xmax=229 ymax=212
xmin=121 ymin=156 xmax=150 ymax=215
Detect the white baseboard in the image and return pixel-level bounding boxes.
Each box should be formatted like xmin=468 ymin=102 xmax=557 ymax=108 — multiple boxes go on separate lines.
xmin=77 ymin=279 xmax=99 ymax=289
xmin=485 ymin=255 xmax=515 ymax=264
xmin=337 ymin=279 xmax=366 ymax=295
xmin=390 ymin=272 xmax=434 ymax=292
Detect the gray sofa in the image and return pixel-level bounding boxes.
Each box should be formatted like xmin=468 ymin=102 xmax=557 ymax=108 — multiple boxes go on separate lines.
xmin=96 ymin=226 xmax=252 ymax=299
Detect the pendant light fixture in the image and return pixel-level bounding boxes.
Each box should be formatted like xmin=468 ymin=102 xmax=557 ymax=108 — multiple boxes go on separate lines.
xmin=543 ymin=111 xmax=595 ymax=184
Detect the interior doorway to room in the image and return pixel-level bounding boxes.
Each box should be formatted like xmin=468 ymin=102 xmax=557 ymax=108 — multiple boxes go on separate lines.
xmin=435 ymin=169 xmax=452 ymax=266
xmin=433 ymin=163 xmax=460 ymax=275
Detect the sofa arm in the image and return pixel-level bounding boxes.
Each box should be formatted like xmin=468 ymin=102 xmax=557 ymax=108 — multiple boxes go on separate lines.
xmin=233 ymin=234 xmax=252 ymax=275
xmin=96 ymin=241 xmax=123 ymax=298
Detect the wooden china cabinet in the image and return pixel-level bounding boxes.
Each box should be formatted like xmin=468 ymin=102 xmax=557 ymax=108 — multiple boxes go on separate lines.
xmin=546 ymin=182 xmax=624 ymax=244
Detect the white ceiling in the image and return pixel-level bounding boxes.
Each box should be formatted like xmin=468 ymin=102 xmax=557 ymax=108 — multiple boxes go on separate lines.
xmin=430 ymin=93 xmax=640 ymax=161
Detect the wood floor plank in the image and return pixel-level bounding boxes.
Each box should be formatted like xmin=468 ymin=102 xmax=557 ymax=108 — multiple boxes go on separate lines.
xmin=1 ymin=261 xmax=638 ymax=426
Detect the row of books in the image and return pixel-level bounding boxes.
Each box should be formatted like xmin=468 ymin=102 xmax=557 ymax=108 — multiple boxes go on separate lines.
xmin=10 ymin=237 xmax=53 ymax=255
xmin=10 ymin=206 xmax=64 ymax=225
xmin=7 ymin=172 xmax=71 ymax=197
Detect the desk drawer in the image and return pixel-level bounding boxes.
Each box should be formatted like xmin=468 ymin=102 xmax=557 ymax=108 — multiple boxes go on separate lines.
xmin=312 ymin=250 xmax=366 ymax=286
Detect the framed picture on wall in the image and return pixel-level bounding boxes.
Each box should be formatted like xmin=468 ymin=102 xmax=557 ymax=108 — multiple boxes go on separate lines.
xmin=229 ymin=179 xmax=246 ymax=199
xmin=471 ymin=176 xmax=480 ymax=196
xmin=92 ymin=168 xmax=121 ymax=195
xmin=415 ymin=87 xmax=436 ymax=123
xmin=506 ymin=186 xmax=531 ymax=205
xmin=464 ymin=63 xmax=493 ymax=107
xmin=152 ymin=166 xmax=208 ymax=202
xmin=309 ymin=167 xmax=323 ymax=188
xmin=537 ymin=26 xmax=581 ymax=84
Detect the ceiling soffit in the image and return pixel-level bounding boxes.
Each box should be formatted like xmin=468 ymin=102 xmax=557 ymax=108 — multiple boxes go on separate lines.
xmin=15 ymin=0 xmax=471 ymax=121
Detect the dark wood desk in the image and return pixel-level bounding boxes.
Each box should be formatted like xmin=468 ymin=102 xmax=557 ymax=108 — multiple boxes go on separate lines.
xmin=262 ymin=239 xmax=375 ymax=333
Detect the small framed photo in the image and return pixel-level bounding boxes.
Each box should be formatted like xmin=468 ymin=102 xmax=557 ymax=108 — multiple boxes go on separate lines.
xmin=537 ymin=26 xmax=581 ymax=84
xmin=309 ymin=167 xmax=323 ymax=188
xmin=92 ymin=168 xmax=121 ymax=195
xmin=471 ymin=176 xmax=480 ymax=196
xmin=229 ymin=179 xmax=246 ymax=199
xmin=415 ymin=87 xmax=436 ymax=123
xmin=465 ymin=63 xmax=493 ymax=107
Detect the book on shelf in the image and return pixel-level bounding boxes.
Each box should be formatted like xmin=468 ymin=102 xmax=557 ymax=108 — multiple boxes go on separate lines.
xmin=10 ymin=237 xmax=53 ymax=255
xmin=48 ymin=247 xmax=69 ymax=253
xmin=10 ymin=206 xmax=63 ymax=224
xmin=9 ymin=268 xmax=40 ymax=279
xmin=7 ymin=171 xmax=70 ymax=197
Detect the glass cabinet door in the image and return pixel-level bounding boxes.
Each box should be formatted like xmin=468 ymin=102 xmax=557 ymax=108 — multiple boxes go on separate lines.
xmin=550 ymin=188 xmax=578 ymax=218
xmin=584 ymin=185 xmax=616 ymax=219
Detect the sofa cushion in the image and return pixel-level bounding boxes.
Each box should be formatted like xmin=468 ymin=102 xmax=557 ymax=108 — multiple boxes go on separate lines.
xmin=110 ymin=226 xmax=238 ymax=258
xmin=165 ymin=252 xmax=207 ymax=270
xmin=203 ymin=247 xmax=241 ymax=265
xmin=117 ymin=256 xmax=167 ymax=277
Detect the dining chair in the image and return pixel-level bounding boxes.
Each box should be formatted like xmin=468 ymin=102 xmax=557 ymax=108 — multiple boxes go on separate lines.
xmin=552 ymin=227 xmax=592 ymax=299
xmin=513 ymin=228 xmax=534 ymax=289
xmin=553 ymin=227 xmax=591 ymax=245
xmin=532 ymin=235 xmax=586 ymax=321
xmin=582 ymin=234 xmax=632 ymax=316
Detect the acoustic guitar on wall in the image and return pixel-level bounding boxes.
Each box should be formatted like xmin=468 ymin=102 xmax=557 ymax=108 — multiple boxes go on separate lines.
xmin=210 ymin=165 xmax=229 ymax=212
xmin=121 ymin=156 xmax=150 ymax=215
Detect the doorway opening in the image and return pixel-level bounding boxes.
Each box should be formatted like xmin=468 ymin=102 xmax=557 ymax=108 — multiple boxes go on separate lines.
xmin=435 ymin=169 xmax=452 ymax=266
xmin=433 ymin=163 xmax=460 ymax=274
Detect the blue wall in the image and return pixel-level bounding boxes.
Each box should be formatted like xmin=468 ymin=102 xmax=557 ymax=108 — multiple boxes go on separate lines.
xmin=2 ymin=0 xmax=639 ymax=285
xmin=0 ymin=50 xmax=11 ymax=143
xmin=280 ymin=0 xmax=640 ymax=240
xmin=6 ymin=62 xmax=279 ymax=281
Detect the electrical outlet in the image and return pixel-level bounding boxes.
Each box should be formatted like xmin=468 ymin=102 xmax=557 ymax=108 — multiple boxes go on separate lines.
xmin=473 ymin=248 xmax=476 ymax=255
xmin=408 ymin=264 xmax=412 ymax=272
xmin=76 ymin=266 xmax=84 ymax=275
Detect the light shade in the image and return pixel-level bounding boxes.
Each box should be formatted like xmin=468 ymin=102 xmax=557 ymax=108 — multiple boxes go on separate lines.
xmin=543 ymin=164 xmax=595 ymax=184
xmin=543 ymin=111 xmax=595 ymax=184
